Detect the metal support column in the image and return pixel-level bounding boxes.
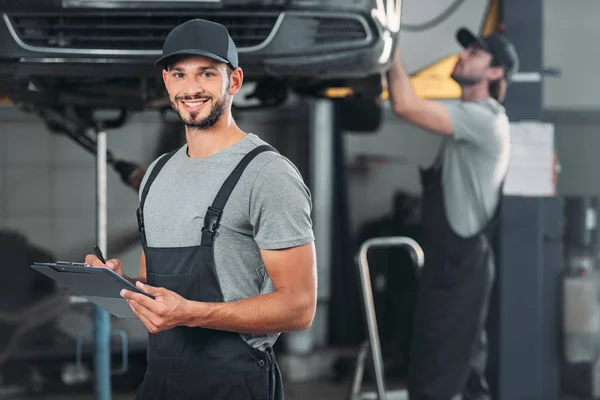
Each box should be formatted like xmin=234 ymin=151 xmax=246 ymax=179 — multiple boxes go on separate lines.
xmin=310 ymin=98 xmax=335 ymax=349
xmin=286 ymin=98 xmax=335 ymax=355
xmin=487 ymin=0 xmax=561 ymax=399
xmin=95 ymin=129 xmax=111 ymax=400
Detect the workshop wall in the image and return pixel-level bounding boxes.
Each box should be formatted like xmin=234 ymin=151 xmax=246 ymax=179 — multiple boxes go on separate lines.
xmin=1 ymin=0 xmax=596 ymax=265
xmin=548 ymin=115 xmax=600 ymax=196
xmin=543 ymin=0 xmax=600 ymax=196
xmin=345 ymin=0 xmax=600 ymax=230
xmin=543 ymin=0 xmax=600 ymax=110
xmin=0 ymin=108 xmax=163 ymax=274
xmin=0 ymin=100 xmax=309 ymax=273
xmin=400 ymin=0 xmax=488 ymax=75
xmin=344 ymin=106 xmax=443 ymax=234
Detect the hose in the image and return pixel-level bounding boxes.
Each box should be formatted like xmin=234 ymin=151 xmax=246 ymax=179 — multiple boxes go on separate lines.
xmin=401 ymin=0 xmax=467 ymax=32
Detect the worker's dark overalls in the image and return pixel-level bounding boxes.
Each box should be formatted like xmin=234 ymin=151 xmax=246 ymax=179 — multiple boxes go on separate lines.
xmin=408 ymin=157 xmax=503 ymax=400
xmin=134 ymin=145 xmax=284 ymax=400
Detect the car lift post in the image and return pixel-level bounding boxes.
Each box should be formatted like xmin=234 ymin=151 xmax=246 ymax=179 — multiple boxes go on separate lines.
xmin=310 ymin=98 xmax=334 ymax=348
xmin=95 ymin=127 xmax=111 ymax=400
xmin=285 ymin=98 xmax=334 ymax=356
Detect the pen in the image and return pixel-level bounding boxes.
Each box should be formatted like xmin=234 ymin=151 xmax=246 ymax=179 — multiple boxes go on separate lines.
xmin=93 ymin=245 xmax=107 ymax=264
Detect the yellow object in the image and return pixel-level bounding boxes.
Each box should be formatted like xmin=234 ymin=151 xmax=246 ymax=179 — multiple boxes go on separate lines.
xmin=410 ymin=55 xmax=462 ymax=99
xmin=408 ymin=0 xmax=499 ymax=100
xmin=322 ymin=0 xmax=500 ymax=101
xmin=481 ymin=0 xmax=499 ymax=36
xmin=324 ymin=87 xmax=355 ymax=98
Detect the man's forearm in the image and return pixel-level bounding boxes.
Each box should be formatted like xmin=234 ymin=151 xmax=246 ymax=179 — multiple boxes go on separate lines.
xmin=183 ymin=291 xmax=313 ymax=335
xmin=386 ymin=51 xmax=419 ymax=113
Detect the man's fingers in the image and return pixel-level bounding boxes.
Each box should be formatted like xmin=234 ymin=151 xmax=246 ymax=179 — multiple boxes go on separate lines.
xmin=128 ymin=301 xmax=158 ymax=333
xmin=121 ymin=290 xmax=158 ymax=310
xmin=106 ymin=258 xmax=121 ymax=271
xmin=136 ymin=281 xmax=164 ymax=296
xmin=128 ymin=300 xmax=163 ymax=332
xmin=84 ymin=254 xmax=104 ymax=267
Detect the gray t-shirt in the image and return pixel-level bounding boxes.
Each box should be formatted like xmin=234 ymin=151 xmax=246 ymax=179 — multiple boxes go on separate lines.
xmin=138 ymin=133 xmax=315 ymax=350
xmin=439 ymin=98 xmax=511 ymax=238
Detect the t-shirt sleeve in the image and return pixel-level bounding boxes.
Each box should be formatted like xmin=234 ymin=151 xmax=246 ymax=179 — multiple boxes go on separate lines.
xmin=444 ymin=101 xmax=505 ymax=153
xmin=249 ymin=156 xmax=315 ymax=250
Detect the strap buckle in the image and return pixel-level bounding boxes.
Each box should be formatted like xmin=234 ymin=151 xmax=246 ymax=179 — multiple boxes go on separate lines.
xmin=202 ymin=206 xmax=222 ymax=235
xmin=136 ymin=208 xmax=144 ymax=232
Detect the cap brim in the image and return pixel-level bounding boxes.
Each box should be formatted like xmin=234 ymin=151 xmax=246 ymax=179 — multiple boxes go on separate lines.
xmin=456 ymin=28 xmax=488 ymax=51
xmin=154 ymin=49 xmax=229 ymax=67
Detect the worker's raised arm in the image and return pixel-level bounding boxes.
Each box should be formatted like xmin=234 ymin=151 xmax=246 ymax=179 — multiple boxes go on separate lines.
xmin=386 ymin=49 xmax=453 ymax=136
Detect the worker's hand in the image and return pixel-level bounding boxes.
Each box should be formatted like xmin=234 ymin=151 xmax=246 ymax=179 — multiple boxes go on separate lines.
xmin=121 ymin=282 xmax=190 ymax=334
xmin=84 ymin=254 xmax=124 ymax=277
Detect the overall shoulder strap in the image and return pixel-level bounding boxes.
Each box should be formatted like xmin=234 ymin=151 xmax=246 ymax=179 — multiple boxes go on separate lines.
xmin=139 ymin=150 xmax=179 ymax=211
xmin=136 ymin=149 xmax=178 ymax=246
xmin=201 ymin=144 xmax=278 ymax=246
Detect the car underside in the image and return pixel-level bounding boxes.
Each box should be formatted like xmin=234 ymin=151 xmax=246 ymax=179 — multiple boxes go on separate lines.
xmin=0 ymin=0 xmax=399 ymax=116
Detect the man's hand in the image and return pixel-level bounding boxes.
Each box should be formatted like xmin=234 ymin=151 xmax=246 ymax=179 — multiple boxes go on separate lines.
xmin=121 ymin=282 xmax=190 ymax=334
xmin=84 ymin=254 xmax=123 ymax=277
xmin=386 ymin=47 xmax=453 ymax=136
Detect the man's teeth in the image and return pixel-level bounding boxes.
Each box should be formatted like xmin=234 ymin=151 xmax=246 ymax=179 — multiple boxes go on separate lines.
xmin=183 ymin=100 xmax=207 ymax=107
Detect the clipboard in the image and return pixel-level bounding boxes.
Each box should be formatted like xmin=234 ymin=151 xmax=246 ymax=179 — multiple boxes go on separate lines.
xmin=30 ymin=261 xmax=153 ymax=319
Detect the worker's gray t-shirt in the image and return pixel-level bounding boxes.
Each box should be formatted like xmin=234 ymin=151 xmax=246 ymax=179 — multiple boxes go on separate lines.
xmin=138 ymin=133 xmax=315 ymax=350
xmin=439 ymin=98 xmax=511 ymax=238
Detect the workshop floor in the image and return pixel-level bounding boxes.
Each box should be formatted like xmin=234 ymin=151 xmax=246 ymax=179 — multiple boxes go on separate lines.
xmin=13 ymin=380 xmax=587 ymax=400
xmin=16 ymin=387 xmax=586 ymax=400
xmin=5 ymin=348 xmax=587 ymax=400
xmin=17 ymin=381 xmax=351 ymax=400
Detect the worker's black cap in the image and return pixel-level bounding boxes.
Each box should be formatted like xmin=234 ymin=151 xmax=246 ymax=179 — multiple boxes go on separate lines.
xmin=155 ymin=19 xmax=238 ymax=69
xmin=456 ymin=27 xmax=519 ymax=81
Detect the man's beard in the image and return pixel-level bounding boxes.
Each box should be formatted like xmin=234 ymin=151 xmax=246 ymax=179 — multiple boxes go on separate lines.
xmin=172 ymin=92 xmax=229 ymax=131
xmin=451 ymin=72 xmax=482 ymax=87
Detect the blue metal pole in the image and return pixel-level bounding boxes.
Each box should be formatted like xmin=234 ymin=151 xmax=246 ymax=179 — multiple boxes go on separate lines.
xmin=94 ymin=307 xmax=111 ymax=400
xmin=95 ymin=129 xmax=111 ymax=400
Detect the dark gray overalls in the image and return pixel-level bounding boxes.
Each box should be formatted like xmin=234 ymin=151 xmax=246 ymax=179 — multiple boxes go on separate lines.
xmin=134 ymin=145 xmax=284 ymax=400
xmin=408 ymin=157 xmax=503 ymax=400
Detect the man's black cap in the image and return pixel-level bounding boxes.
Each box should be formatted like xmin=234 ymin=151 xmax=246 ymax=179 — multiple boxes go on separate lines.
xmin=155 ymin=19 xmax=238 ymax=69
xmin=456 ymin=27 xmax=519 ymax=81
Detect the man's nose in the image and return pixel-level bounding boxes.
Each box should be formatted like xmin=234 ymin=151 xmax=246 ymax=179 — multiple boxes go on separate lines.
xmin=183 ymin=78 xmax=205 ymax=96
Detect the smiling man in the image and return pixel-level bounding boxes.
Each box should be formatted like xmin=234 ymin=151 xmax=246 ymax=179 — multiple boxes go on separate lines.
xmin=85 ymin=19 xmax=317 ymax=400
xmin=385 ymin=28 xmax=519 ymax=400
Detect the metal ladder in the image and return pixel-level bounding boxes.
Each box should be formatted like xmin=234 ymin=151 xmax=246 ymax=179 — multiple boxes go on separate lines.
xmin=349 ymin=237 xmax=425 ymax=400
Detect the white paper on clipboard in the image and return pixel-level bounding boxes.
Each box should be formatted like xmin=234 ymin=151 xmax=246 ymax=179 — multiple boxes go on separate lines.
xmin=503 ymin=121 xmax=555 ymax=197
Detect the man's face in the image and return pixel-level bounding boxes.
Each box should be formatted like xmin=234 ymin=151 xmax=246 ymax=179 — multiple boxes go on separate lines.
xmin=162 ymin=55 xmax=238 ymax=131
xmin=451 ymin=44 xmax=495 ymax=86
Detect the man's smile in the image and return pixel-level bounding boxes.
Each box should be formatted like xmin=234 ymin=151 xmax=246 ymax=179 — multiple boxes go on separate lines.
xmin=180 ymin=98 xmax=209 ymax=113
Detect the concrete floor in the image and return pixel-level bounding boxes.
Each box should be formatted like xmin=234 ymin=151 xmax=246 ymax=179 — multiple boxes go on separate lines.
xmin=0 ymin=348 xmax=590 ymax=400
xmin=6 ymin=380 xmax=590 ymax=400
xmin=12 ymin=388 xmax=589 ymax=400
xmin=12 ymin=381 xmax=351 ymax=400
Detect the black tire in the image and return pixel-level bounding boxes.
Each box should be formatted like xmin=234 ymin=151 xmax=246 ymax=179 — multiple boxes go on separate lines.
xmin=338 ymin=97 xmax=383 ymax=133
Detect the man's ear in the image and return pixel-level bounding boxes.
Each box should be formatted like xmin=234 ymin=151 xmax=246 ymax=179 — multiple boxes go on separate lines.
xmin=162 ymin=68 xmax=169 ymax=86
xmin=228 ymin=67 xmax=244 ymax=95
xmin=488 ymin=66 xmax=505 ymax=82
